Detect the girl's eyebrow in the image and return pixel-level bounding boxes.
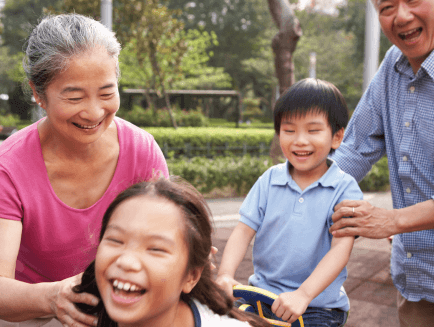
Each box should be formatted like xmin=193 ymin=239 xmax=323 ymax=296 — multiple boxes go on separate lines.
xmin=105 ymin=224 xmax=176 ymax=245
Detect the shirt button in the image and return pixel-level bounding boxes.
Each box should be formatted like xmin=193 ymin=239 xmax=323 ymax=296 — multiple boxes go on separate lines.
xmin=409 ymin=86 xmax=415 ymax=93
xmin=403 ymin=156 xmax=408 ymax=162
xmin=299 ymin=198 xmax=304 ymax=203
xmin=405 ymin=122 xmax=410 ymax=127
xmin=407 ymin=252 xmax=412 ymax=259
xmin=406 ymin=188 xmax=411 ymax=194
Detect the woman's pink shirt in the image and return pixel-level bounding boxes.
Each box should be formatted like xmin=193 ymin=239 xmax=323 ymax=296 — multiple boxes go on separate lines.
xmin=0 ymin=117 xmax=168 ymax=283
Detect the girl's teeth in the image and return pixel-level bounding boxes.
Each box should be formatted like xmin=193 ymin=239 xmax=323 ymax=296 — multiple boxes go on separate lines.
xmin=123 ymin=283 xmax=131 ymax=291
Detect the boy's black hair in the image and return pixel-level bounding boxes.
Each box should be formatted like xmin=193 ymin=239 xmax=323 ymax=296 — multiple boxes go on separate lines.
xmin=274 ymin=78 xmax=349 ymax=137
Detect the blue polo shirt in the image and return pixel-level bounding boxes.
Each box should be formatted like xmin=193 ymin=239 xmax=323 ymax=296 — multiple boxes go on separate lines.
xmin=239 ymin=160 xmax=363 ymax=311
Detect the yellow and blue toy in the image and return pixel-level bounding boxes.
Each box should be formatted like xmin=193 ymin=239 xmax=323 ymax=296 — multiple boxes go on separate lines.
xmin=233 ymin=285 xmax=304 ymax=327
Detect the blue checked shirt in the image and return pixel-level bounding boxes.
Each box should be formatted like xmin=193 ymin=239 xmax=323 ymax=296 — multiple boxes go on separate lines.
xmin=332 ymin=45 xmax=434 ymax=303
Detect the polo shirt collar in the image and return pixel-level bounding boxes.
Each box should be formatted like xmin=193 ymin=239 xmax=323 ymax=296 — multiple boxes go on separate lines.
xmin=394 ymin=47 xmax=434 ymax=81
xmin=270 ymin=158 xmax=342 ymax=190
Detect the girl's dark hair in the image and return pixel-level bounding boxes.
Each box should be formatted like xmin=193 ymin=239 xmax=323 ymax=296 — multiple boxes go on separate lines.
xmin=274 ymin=78 xmax=349 ymax=153
xmin=74 ymin=177 xmax=270 ymax=327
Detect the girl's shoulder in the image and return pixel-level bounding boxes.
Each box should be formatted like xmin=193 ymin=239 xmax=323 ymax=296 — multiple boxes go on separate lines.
xmin=191 ymin=299 xmax=251 ymax=327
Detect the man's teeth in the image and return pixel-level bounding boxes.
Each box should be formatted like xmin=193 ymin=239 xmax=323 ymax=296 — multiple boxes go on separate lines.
xmin=112 ymin=279 xmax=141 ymax=292
xmin=400 ymin=28 xmax=421 ymax=40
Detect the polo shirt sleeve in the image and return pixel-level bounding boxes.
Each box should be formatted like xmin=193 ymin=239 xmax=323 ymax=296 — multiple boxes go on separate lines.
xmin=238 ymin=169 xmax=271 ymax=232
xmin=327 ymin=175 xmax=364 ymax=229
xmin=331 ymin=51 xmax=393 ymax=182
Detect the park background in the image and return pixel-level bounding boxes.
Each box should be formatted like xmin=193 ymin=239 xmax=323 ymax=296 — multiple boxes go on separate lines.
xmin=0 ymin=0 xmax=391 ymax=196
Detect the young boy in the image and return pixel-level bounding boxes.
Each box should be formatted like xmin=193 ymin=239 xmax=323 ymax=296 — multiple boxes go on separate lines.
xmin=216 ymin=78 xmax=363 ymax=326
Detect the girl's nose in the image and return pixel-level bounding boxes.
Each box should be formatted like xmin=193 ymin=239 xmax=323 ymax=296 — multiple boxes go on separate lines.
xmin=115 ymin=252 xmax=142 ymax=272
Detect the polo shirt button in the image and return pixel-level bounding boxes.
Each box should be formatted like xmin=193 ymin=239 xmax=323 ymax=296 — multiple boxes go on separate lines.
xmin=407 ymin=252 xmax=412 ymax=259
xmin=403 ymin=156 xmax=408 ymax=162
xmin=405 ymin=122 xmax=410 ymax=127
xmin=406 ymin=188 xmax=411 ymax=194
xmin=409 ymin=86 xmax=415 ymax=93
xmin=299 ymin=198 xmax=304 ymax=203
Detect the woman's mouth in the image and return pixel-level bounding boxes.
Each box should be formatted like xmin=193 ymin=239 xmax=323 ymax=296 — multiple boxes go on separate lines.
xmin=73 ymin=121 xmax=102 ymax=129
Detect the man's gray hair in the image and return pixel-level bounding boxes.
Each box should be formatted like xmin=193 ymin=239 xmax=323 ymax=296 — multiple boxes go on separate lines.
xmin=23 ymin=13 xmax=121 ymax=99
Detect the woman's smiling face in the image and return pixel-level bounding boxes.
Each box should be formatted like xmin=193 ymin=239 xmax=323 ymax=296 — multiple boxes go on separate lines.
xmin=32 ymin=46 xmax=120 ymax=145
xmin=95 ymin=195 xmax=198 ymax=327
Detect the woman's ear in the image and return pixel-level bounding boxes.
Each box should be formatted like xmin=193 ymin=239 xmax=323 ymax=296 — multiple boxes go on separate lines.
xmin=29 ymin=81 xmax=44 ymax=108
xmin=331 ymin=127 xmax=345 ymax=150
xmin=182 ymin=266 xmax=204 ymax=294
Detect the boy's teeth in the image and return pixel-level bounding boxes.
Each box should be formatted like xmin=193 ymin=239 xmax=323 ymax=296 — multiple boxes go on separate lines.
xmin=113 ymin=280 xmax=118 ymax=287
xmin=118 ymin=281 xmax=124 ymax=289
xmin=123 ymin=283 xmax=131 ymax=291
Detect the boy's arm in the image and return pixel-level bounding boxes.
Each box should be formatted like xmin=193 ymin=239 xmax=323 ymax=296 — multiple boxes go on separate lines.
xmin=216 ymin=222 xmax=256 ymax=300
xmin=272 ymin=235 xmax=354 ymax=323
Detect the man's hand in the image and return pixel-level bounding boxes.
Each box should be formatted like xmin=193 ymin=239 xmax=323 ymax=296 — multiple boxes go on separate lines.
xmin=271 ymin=290 xmax=309 ymax=324
xmin=330 ymin=199 xmax=398 ymax=239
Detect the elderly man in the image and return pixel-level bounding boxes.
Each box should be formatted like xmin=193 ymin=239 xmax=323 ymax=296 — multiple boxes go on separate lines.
xmin=330 ymin=0 xmax=434 ymax=326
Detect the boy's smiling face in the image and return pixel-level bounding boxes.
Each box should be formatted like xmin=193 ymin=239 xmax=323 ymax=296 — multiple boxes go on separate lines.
xmin=279 ymin=111 xmax=344 ymax=184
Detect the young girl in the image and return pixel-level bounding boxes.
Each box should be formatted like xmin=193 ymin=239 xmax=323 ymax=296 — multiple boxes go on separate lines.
xmin=73 ymin=177 xmax=271 ymax=327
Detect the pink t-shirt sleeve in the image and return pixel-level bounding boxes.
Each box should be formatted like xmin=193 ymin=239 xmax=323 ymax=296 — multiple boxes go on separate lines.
xmin=0 ymin=118 xmax=169 ymax=283
xmin=0 ymin=168 xmax=22 ymax=221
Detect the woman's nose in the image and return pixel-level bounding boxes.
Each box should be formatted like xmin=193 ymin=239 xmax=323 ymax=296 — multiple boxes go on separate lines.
xmin=115 ymin=252 xmax=142 ymax=272
xmin=79 ymin=99 xmax=105 ymax=122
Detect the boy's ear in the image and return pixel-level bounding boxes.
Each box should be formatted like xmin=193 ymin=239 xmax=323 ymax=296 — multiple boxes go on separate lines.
xmin=331 ymin=128 xmax=345 ymax=150
xmin=182 ymin=266 xmax=204 ymax=294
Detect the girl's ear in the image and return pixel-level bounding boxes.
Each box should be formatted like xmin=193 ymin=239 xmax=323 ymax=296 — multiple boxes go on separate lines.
xmin=331 ymin=127 xmax=345 ymax=150
xmin=182 ymin=266 xmax=204 ymax=294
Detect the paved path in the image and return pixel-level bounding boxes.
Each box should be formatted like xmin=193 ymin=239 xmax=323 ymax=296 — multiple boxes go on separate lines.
xmin=209 ymin=191 xmax=399 ymax=327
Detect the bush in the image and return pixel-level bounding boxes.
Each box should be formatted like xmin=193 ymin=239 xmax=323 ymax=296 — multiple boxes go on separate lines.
xmin=167 ymin=155 xmax=391 ymax=197
xmin=358 ymin=156 xmax=390 ymax=192
xmin=168 ymin=155 xmax=278 ymax=196
xmin=0 ymin=114 xmax=20 ymax=127
xmin=117 ymin=105 xmax=209 ymax=127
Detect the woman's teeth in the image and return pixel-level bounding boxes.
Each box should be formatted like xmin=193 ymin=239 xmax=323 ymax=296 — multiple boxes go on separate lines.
xmin=73 ymin=122 xmax=100 ymax=129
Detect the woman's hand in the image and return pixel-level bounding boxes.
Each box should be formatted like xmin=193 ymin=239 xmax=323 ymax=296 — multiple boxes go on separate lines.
xmin=330 ymin=199 xmax=397 ymax=238
xmin=49 ymin=273 xmax=99 ymax=327
xmin=272 ymin=290 xmax=309 ymax=324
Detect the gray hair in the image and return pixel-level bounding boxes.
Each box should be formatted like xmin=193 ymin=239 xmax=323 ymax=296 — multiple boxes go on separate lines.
xmin=23 ymin=13 xmax=121 ymax=99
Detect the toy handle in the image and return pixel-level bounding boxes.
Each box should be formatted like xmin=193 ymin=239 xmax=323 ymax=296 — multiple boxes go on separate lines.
xmin=233 ymin=285 xmax=304 ymax=327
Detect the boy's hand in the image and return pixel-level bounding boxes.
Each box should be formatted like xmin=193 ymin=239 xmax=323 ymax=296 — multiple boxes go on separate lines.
xmin=271 ymin=290 xmax=310 ymax=323
xmin=215 ymin=273 xmax=241 ymax=300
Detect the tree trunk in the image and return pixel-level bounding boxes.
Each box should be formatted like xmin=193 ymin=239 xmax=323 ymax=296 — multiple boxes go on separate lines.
xmin=267 ymin=0 xmax=302 ymax=164
xmin=149 ymin=42 xmax=178 ymax=129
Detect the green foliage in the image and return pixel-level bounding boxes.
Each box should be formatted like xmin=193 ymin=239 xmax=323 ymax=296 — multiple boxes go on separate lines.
xmin=145 ymin=127 xmax=275 ymax=148
xmin=119 ymin=28 xmax=231 ymax=90
xmin=167 ymin=155 xmax=277 ymax=195
xmin=358 ymin=156 xmax=390 ymax=192
xmin=0 ymin=113 xmax=20 ymax=126
xmin=117 ymin=105 xmax=209 ymax=127
xmin=168 ymin=155 xmax=390 ymax=196
xmin=242 ymin=98 xmax=264 ymax=121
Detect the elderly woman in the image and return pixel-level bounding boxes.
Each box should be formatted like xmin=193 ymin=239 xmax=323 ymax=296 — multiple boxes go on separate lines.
xmin=0 ymin=14 xmax=168 ymax=326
